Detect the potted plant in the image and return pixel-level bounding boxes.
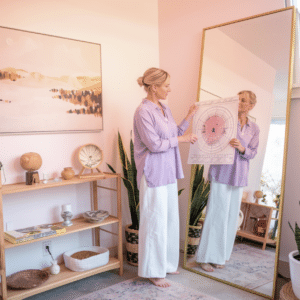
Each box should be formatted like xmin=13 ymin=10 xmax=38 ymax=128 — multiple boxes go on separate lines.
xmin=107 ymin=131 xmax=139 ymax=265
xmin=187 ymin=164 xmax=210 ymax=256
xmin=288 ymin=204 xmax=300 ymax=299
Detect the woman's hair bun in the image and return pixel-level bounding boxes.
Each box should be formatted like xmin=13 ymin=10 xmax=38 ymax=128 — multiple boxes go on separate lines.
xmin=137 ymin=76 xmax=144 ymax=87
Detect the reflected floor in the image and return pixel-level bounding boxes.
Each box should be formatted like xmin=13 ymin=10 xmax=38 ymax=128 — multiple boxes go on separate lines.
xmin=186 ymin=240 xmax=276 ymax=297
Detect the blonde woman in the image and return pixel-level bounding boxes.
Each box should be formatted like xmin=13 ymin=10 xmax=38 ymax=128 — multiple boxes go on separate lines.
xmin=196 ymin=90 xmax=260 ymax=272
xmin=134 ymin=67 xmax=198 ymax=287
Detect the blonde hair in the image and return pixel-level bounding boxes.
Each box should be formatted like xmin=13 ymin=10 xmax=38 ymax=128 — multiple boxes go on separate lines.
xmin=238 ymin=90 xmax=257 ymax=105
xmin=137 ymin=68 xmax=170 ymax=92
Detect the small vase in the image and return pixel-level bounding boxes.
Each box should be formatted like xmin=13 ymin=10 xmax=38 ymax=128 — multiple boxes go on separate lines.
xmin=50 ymin=260 xmax=60 ymax=275
xmin=61 ymin=167 xmax=75 ymax=180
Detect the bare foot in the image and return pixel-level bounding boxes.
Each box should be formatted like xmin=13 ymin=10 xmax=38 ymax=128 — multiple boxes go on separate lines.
xmin=168 ymin=270 xmax=180 ymax=275
xmin=200 ymin=263 xmax=214 ymax=272
xmin=211 ymin=263 xmax=225 ymax=269
xmin=149 ymin=278 xmax=171 ymax=287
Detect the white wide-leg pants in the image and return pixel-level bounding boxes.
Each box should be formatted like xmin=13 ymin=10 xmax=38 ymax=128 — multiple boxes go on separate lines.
xmin=196 ymin=180 xmax=243 ymax=265
xmin=138 ymin=175 xmax=179 ymax=278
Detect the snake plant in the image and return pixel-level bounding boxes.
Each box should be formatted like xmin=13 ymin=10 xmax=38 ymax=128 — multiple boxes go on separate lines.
xmin=107 ymin=131 xmax=140 ymax=230
xmin=107 ymin=131 xmax=186 ymax=231
xmin=189 ymin=164 xmax=210 ymax=226
xmin=289 ymin=202 xmax=300 ymax=260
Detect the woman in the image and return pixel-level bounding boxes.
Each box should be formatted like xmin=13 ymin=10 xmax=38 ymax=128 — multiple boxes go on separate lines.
xmin=134 ymin=67 xmax=198 ymax=287
xmin=196 ymin=90 xmax=259 ymax=272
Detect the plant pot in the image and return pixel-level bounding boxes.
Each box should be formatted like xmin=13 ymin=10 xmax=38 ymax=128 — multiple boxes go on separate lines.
xmin=289 ymin=250 xmax=300 ymax=299
xmin=125 ymin=224 xmax=138 ymax=266
xmin=187 ymin=221 xmax=203 ymax=256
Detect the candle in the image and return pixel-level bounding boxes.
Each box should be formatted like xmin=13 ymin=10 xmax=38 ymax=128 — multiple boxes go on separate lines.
xmin=62 ymin=204 xmax=72 ymax=212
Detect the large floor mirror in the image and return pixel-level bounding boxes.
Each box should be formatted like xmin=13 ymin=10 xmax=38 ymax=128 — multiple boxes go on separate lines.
xmin=183 ymin=7 xmax=295 ymax=299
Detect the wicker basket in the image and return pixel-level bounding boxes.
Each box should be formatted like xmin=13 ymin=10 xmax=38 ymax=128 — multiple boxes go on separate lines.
xmin=125 ymin=224 xmax=138 ymax=266
xmin=7 ymin=269 xmax=49 ymax=289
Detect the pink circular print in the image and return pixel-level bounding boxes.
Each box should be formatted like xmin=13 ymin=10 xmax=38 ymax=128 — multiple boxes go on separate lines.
xmin=202 ymin=115 xmax=225 ymax=145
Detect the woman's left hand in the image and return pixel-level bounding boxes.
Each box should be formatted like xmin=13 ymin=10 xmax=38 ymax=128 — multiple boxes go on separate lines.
xmin=229 ymin=138 xmax=245 ymax=153
xmin=185 ymin=103 xmax=199 ymax=121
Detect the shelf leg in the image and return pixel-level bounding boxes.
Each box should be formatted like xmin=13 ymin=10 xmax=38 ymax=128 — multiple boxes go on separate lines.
xmin=117 ymin=175 xmax=123 ymax=276
xmin=0 ymin=191 xmax=7 ymax=299
xmin=91 ymin=181 xmax=100 ymax=246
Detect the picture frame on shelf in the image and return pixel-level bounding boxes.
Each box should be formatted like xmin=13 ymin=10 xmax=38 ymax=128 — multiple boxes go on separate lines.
xmin=0 ymin=26 xmax=103 ymax=135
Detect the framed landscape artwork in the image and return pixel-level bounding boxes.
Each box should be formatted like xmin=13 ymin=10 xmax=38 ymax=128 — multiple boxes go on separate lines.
xmin=0 ymin=26 xmax=102 ymax=135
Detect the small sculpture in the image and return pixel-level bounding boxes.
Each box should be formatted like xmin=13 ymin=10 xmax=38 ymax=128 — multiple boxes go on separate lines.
xmin=253 ymin=190 xmax=264 ymax=204
xmin=61 ymin=204 xmax=73 ymax=227
xmin=20 ymin=152 xmax=42 ymax=185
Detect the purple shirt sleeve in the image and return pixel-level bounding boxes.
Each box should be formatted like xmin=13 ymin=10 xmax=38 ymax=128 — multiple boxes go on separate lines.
xmin=134 ymin=108 xmax=178 ymax=152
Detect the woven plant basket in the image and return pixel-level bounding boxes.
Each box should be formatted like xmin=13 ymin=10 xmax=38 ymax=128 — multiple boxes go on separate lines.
xmin=187 ymin=220 xmax=203 ymax=256
xmin=125 ymin=224 xmax=138 ymax=266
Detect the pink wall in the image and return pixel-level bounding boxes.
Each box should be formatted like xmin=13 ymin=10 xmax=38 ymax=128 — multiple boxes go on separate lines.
xmin=158 ymin=0 xmax=285 ymax=248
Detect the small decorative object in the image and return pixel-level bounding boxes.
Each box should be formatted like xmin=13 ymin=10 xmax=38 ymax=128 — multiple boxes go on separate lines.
xmin=61 ymin=204 xmax=73 ymax=227
xmin=43 ymin=173 xmax=50 ymax=184
xmin=7 ymin=269 xmax=49 ymax=289
xmin=237 ymin=210 xmax=244 ymax=230
xmin=250 ymin=214 xmax=267 ymax=237
xmin=20 ymin=152 xmax=42 ymax=185
xmin=49 ymin=260 xmax=60 ymax=275
xmin=253 ymin=190 xmax=264 ymax=204
xmin=83 ymin=210 xmax=109 ymax=223
xmin=78 ymin=144 xmax=105 ymax=178
xmin=63 ymin=246 xmax=109 ymax=272
xmin=61 ymin=167 xmax=75 ymax=180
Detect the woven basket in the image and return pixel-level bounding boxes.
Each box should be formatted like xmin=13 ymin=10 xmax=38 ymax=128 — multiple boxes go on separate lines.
xmin=125 ymin=224 xmax=138 ymax=266
xmin=7 ymin=269 xmax=49 ymax=289
xmin=280 ymin=281 xmax=299 ymax=300
xmin=187 ymin=221 xmax=203 ymax=256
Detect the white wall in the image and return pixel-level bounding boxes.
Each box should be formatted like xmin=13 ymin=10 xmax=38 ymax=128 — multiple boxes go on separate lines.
xmin=0 ymin=0 xmax=159 ymax=275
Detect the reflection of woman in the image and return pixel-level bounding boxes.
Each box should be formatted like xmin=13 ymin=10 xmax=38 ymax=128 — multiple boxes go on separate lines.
xmin=134 ymin=68 xmax=198 ymax=287
xmin=196 ymin=90 xmax=259 ymax=272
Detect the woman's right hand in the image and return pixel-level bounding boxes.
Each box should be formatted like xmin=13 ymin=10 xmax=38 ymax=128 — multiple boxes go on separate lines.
xmin=178 ymin=133 xmax=198 ymax=144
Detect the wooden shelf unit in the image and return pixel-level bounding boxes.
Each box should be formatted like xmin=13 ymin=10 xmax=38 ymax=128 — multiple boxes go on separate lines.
xmin=236 ymin=201 xmax=276 ymax=250
xmin=0 ymin=173 xmax=123 ymax=300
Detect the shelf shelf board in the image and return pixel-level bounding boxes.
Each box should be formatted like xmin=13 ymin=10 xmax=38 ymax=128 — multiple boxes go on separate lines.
xmin=1 ymin=173 xmax=119 ymax=195
xmin=4 ymin=217 xmax=119 ymax=249
xmin=5 ymin=257 xmax=121 ymax=300
xmin=236 ymin=230 xmax=276 ymax=244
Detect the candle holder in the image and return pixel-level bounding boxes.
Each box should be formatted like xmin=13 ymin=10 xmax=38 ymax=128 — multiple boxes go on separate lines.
xmin=61 ymin=204 xmax=73 ymax=226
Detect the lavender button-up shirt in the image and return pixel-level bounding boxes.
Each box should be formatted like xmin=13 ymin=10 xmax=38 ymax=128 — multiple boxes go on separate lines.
xmin=209 ymin=119 xmax=260 ymax=187
xmin=134 ymin=99 xmax=189 ymax=188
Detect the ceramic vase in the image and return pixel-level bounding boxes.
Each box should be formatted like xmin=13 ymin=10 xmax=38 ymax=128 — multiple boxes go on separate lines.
xmin=50 ymin=260 xmax=60 ymax=275
xmin=61 ymin=167 xmax=75 ymax=180
xmin=289 ymin=250 xmax=300 ymax=299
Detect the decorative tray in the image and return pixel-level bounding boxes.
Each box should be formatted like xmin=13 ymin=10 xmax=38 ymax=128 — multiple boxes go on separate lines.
xmin=7 ymin=269 xmax=49 ymax=289
xmin=83 ymin=210 xmax=109 ymax=223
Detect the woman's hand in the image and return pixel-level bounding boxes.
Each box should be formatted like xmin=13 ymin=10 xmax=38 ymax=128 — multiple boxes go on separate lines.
xmin=185 ymin=104 xmax=199 ymax=122
xmin=178 ymin=133 xmax=198 ymax=144
xmin=229 ymin=138 xmax=245 ymax=153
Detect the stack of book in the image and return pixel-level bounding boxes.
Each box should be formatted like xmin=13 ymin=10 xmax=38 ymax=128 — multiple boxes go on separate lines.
xmin=4 ymin=224 xmax=66 ymax=244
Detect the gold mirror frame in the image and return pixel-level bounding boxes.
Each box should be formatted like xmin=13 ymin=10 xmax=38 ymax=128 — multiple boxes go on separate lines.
xmin=183 ymin=6 xmax=296 ymax=299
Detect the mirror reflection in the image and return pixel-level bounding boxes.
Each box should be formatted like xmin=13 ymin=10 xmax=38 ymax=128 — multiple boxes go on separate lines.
xmin=184 ymin=7 xmax=294 ymax=299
